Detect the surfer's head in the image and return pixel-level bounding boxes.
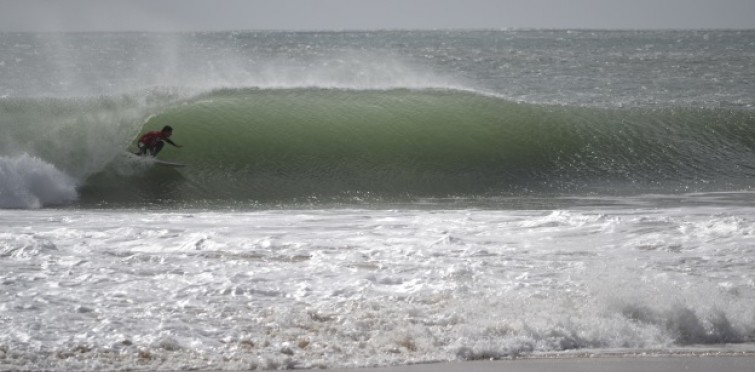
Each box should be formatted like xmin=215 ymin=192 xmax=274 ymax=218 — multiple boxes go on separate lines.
xmin=161 ymin=125 xmax=173 ymax=136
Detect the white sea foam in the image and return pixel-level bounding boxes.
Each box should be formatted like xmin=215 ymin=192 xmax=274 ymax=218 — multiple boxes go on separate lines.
xmin=1 ymin=206 xmax=754 ymax=370
xmin=0 ymin=154 xmax=78 ymax=208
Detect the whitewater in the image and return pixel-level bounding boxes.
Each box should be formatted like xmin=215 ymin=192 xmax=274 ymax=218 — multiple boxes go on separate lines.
xmin=2 ymin=30 xmax=755 ymax=370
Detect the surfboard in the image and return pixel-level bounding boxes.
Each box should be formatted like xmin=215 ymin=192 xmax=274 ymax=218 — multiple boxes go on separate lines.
xmin=152 ymin=159 xmax=187 ymax=167
xmin=126 ymin=152 xmax=187 ymax=167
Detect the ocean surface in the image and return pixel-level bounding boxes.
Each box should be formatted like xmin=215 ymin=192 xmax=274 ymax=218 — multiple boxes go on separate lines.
xmin=1 ymin=30 xmax=755 ymax=370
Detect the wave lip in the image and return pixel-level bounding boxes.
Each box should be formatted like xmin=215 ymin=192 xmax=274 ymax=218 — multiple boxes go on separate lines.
xmin=0 ymin=154 xmax=78 ymax=209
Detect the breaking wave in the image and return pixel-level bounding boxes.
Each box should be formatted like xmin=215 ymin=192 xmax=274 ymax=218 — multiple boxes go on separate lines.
xmin=2 ymin=87 xmax=755 ymax=207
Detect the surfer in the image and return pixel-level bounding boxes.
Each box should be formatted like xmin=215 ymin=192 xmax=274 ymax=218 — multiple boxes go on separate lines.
xmin=136 ymin=125 xmax=182 ymax=157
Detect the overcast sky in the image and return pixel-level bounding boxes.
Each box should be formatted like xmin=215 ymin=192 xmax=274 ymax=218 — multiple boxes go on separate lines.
xmin=1 ymin=0 xmax=754 ymax=32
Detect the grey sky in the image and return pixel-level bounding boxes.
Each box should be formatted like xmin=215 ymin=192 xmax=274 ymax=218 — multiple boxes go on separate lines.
xmin=1 ymin=0 xmax=754 ymax=32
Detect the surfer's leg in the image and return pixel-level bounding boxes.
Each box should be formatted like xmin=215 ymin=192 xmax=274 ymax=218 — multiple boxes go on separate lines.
xmin=137 ymin=142 xmax=148 ymax=156
xmin=150 ymin=141 xmax=165 ymax=157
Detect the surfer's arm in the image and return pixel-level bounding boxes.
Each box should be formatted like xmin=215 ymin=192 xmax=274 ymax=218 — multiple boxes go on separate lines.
xmin=164 ymin=138 xmax=182 ymax=148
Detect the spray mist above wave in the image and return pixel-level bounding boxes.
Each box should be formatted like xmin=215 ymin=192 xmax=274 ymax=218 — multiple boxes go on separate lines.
xmin=3 ymin=31 xmax=754 ymax=108
xmin=0 ymin=32 xmax=470 ymax=98
xmin=211 ymin=54 xmax=470 ymax=92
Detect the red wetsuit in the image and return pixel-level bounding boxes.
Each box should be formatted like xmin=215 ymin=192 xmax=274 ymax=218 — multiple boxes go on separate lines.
xmin=139 ymin=131 xmax=169 ymax=147
xmin=137 ymin=130 xmax=177 ymax=156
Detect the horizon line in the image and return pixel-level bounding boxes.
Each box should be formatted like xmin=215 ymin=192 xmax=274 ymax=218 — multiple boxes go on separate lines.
xmin=1 ymin=27 xmax=754 ymax=34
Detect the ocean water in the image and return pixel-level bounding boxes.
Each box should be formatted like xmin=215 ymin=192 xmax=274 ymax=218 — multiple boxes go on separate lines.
xmin=1 ymin=30 xmax=755 ymax=370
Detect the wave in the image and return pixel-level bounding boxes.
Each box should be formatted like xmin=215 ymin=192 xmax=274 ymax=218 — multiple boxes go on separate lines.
xmin=3 ymin=87 xmax=755 ymax=207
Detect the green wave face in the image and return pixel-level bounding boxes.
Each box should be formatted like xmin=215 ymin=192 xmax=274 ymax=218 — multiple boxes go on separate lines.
xmin=70 ymin=88 xmax=755 ymax=204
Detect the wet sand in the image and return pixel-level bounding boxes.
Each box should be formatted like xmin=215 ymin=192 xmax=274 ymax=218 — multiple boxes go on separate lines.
xmin=315 ymin=356 xmax=755 ymax=372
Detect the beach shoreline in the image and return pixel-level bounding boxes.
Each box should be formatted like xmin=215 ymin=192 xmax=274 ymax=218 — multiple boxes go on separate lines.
xmin=309 ymin=354 xmax=755 ymax=372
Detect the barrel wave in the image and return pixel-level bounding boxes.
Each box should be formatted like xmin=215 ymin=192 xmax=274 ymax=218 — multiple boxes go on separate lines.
xmin=70 ymin=88 xmax=755 ymax=205
xmin=2 ymin=88 xmax=753 ymax=207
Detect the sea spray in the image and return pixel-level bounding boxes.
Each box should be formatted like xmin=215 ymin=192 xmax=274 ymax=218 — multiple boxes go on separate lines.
xmin=0 ymin=154 xmax=78 ymax=208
